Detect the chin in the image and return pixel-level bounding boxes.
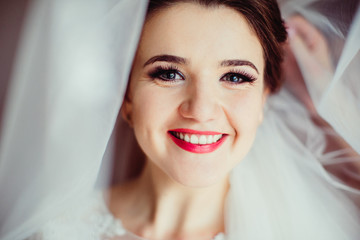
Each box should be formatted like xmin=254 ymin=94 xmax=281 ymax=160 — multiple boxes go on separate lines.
xmin=167 ymin=163 xmax=231 ymax=188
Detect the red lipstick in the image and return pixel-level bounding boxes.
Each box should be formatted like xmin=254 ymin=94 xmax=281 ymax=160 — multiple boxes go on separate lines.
xmin=168 ymin=128 xmax=227 ymax=154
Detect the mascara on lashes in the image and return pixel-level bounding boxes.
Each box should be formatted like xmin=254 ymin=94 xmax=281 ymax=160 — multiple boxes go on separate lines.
xmin=220 ymin=69 xmax=257 ymax=84
xmin=148 ymin=66 xmax=257 ymax=84
xmin=148 ymin=65 xmax=184 ymax=81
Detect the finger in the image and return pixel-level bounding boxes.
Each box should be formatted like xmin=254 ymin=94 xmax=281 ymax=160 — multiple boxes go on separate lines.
xmin=288 ymin=27 xmax=321 ymax=73
xmin=287 ymin=15 xmax=322 ymax=51
xmin=288 ymin=27 xmax=332 ymax=105
xmin=287 ymin=15 xmax=333 ymax=71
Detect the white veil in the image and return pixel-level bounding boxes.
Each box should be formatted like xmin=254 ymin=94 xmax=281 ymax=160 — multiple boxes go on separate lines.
xmin=0 ymin=0 xmax=147 ymax=239
xmin=225 ymin=1 xmax=360 ymax=239
xmin=0 ymin=0 xmax=359 ymax=239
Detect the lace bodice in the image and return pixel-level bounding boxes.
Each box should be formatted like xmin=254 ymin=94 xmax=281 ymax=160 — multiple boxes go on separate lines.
xmin=29 ymin=191 xmax=225 ymax=240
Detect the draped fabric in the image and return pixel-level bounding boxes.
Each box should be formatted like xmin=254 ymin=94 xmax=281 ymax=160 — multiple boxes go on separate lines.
xmin=0 ymin=1 xmax=148 ymax=239
xmin=0 ymin=0 xmax=359 ymax=239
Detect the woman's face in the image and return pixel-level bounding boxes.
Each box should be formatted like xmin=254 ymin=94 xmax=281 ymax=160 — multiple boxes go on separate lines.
xmin=124 ymin=3 xmax=267 ymax=187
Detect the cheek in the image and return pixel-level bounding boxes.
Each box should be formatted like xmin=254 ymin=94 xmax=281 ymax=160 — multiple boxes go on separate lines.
xmin=227 ymin=90 xmax=264 ymax=131
xmin=131 ymin=86 xmax=161 ymax=145
xmin=131 ymin=84 xmax=181 ymax=127
xmin=130 ymin=83 xmax=183 ymax=159
xmin=224 ymin=89 xmax=264 ymax=162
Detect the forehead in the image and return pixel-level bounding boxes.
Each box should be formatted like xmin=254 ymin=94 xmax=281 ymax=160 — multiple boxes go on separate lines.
xmin=138 ymin=3 xmax=264 ymax=72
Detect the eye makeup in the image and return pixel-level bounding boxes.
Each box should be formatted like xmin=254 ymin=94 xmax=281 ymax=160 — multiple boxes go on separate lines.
xmin=146 ymin=64 xmax=258 ymax=87
xmin=220 ymin=68 xmax=257 ymax=85
xmin=147 ymin=65 xmax=185 ymax=82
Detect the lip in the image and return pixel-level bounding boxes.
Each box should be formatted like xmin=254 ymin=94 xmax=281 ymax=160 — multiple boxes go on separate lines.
xmin=168 ymin=128 xmax=227 ymax=154
xmin=169 ymin=128 xmax=222 ymax=135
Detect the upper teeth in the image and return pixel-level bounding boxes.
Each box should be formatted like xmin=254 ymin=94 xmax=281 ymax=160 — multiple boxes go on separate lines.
xmin=174 ymin=132 xmax=222 ymax=145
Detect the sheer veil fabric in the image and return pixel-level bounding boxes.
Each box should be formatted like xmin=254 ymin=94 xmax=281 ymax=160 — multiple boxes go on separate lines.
xmin=0 ymin=0 xmax=359 ymax=239
xmin=0 ymin=0 xmax=148 ymax=239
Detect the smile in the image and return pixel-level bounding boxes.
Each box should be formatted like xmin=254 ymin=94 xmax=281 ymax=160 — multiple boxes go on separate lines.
xmin=168 ymin=129 xmax=227 ymax=154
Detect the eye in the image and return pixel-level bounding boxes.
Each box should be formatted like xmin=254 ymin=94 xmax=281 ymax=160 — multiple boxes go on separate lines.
xmin=148 ymin=66 xmax=185 ymax=82
xmin=220 ymin=72 xmax=256 ymax=84
xmin=158 ymin=70 xmax=183 ymax=81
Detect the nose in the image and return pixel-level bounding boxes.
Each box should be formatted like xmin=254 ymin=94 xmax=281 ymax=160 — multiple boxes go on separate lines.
xmin=179 ymin=81 xmax=220 ymax=123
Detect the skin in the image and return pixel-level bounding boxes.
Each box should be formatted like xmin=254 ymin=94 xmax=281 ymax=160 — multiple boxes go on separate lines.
xmin=108 ymin=3 xmax=268 ymax=240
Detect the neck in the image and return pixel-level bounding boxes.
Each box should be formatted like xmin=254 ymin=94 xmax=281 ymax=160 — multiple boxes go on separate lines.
xmin=118 ymin=161 xmax=230 ymax=240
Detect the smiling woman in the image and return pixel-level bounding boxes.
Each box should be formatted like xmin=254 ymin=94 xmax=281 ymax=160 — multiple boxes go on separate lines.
xmin=1 ymin=0 xmax=360 ymax=240
xmin=122 ymin=2 xmax=270 ymax=190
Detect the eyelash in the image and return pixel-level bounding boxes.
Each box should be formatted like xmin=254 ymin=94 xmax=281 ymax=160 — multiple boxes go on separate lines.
xmin=148 ymin=66 xmax=257 ymax=85
xmin=148 ymin=65 xmax=184 ymax=82
xmin=220 ymin=69 xmax=257 ymax=85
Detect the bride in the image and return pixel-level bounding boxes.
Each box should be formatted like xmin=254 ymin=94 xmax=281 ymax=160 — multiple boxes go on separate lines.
xmin=0 ymin=0 xmax=359 ymax=239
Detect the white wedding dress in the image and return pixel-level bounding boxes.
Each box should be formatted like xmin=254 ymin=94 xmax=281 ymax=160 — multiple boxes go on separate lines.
xmin=27 ymin=191 xmax=225 ymax=240
xmin=1 ymin=0 xmax=360 ymax=240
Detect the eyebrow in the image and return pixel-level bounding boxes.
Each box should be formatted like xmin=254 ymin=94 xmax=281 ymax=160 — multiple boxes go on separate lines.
xmin=143 ymin=54 xmax=187 ymax=66
xmin=143 ymin=54 xmax=259 ymax=74
xmin=220 ymin=59 xmax=259 ymax=74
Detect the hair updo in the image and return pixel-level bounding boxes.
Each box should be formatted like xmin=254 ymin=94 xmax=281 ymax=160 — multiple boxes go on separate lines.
xmin=146 ymin=0 xmax=287 ymax=93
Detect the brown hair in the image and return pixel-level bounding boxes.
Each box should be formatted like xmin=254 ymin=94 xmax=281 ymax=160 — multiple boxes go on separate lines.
xmin=146 ymin=0 xmax=287 ymax=93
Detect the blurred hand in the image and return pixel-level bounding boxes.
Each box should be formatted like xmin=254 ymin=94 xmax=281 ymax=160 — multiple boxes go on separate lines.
xmin=282 ymin=15 xmax=333 ymax=117
xmin=283 ymin=16 xmax=360 ymax=192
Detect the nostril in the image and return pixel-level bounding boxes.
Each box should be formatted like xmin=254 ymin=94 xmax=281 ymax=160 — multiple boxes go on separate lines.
xmin=179 ymin=96 xmax=220 ymax=122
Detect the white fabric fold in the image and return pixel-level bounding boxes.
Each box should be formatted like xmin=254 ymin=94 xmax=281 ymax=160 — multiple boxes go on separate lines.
xmin=0 ymin=0 xmax=147 ymax=239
